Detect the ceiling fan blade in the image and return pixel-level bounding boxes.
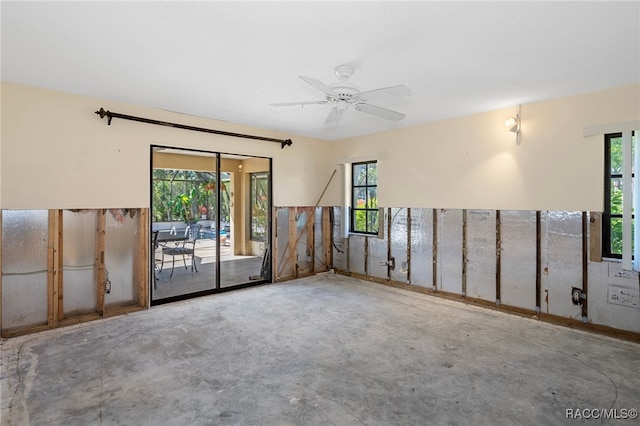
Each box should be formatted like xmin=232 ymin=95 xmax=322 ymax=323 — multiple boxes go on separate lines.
xmin=324 ymin=108 xmax=343 ymax=126
xmin=355 ymin=103 xmax=406 ymax=121
xmin=299 ymin=76 xmax=336 ymax=96
xmin=270 ymin=100 xmax=328 ymax=107
xmin=358 ymin=85 xmax=412 ymax=102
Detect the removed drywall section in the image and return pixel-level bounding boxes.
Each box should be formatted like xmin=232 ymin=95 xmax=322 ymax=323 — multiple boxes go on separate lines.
xmin=439 ymin=209 xmax=463 ymax=294
xmin=349 ymin=235 xmax=366 ymax=276
xmin=409 ymin=208 xmax=433 ymax=288
xmin=495 ymin=210 xmax=537 ymax=310
xmin=331 ymin=207 xmax=348 ymax=271
xmin=1 ymin=210 xmax=49 ymax=330
xmin=390 ymin=208 xmax=409 ymax=283
xmin=466 ymin=210 xmax=496 ymax=302
xmin=543 ymin=211 xmax=583 ymax=318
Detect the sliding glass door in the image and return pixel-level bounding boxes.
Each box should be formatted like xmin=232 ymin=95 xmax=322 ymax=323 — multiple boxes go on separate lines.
xmin=150 ymin=147 xmax=271 ymax=304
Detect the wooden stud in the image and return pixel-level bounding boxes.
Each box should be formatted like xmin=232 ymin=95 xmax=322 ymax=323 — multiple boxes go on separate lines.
xmin=432 ymin=209 xmax=438 ymax=291
xmin=273 ymin=206 xmax=279 ymax=281
xmin=96 ymin=209 xmax=106 ymax=316
xmin=0 ymin=211 xmax=3 ymax=333
xmin=288 ymin=207 xmax=297 ymax=278
xmin=462 ymin=209 xmax=467 ymax=297
xmin=407 ymin=208 xmax=412 ymax=284
xmin=322 ymin=207 xmax=332 ymax=270
xmin=589 ymin=212 xmax=602 ymax=262
xmin=56 ymin=210 xmax=64 ymax=321
xmin=496 ymin=210 xmax=501 ymax=305
xmin=137 ymin=208 xmax=149 ymax=308
xmin=307 ymin=207 xmax=315 ymax=274
xmin=387 ymin=208 xmax=392 ymax=280
xmin=47 ymin=210 xmax=61 ymax=326
xmin=536 ymin=211 xmax=542 ymax=313
xmin=582 ymin=212 xmax=589 ymax=321
xmin=364 ymin=233 xmax=369 ymax=276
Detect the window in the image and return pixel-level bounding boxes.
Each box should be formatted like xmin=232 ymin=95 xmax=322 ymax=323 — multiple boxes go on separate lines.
xmin=351 ymin=161 xmax=378 ymax=234
xmin=603 ymin=131 xmax=636 ymax=259
xmin=250 ymin=172 xmax=269 ymax=241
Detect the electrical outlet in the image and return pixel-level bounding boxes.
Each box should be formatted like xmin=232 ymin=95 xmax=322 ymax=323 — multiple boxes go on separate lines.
xmin=571 ymin=287 xmax=584 ymax=306
xmin=105 ymin=279 xmax=111 ymax=294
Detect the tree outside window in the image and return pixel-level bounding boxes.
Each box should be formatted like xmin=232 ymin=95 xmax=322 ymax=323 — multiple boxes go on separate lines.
xmin=351 ymin=161 xmax=378 ymax=234
xmin=250 ymin=172 xmax=269 ymax=241
xmin=603 ymin=132 xmax=635 ymax=258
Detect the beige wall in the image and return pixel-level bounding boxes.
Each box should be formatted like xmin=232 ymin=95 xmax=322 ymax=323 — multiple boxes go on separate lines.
xmin=0 ymin=82 xmax=339 ymax=209
xmin=332 ymin=84 xmax=640 ymax=211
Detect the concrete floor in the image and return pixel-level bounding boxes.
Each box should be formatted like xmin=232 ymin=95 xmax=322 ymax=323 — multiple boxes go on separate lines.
xmin=1 ymin=273 xmax=638 ymax=425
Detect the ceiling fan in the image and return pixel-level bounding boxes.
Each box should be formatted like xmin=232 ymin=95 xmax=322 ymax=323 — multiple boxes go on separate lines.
xmin=270 ymin=64 xmax=412 ymax=126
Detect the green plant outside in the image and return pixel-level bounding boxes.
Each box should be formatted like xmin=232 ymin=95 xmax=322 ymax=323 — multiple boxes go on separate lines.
xmin=152 ymin=169 xmax=231 ymax=223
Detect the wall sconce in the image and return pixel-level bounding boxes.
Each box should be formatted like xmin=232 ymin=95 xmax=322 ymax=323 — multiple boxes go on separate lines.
xmin=238 ymin=164 xmax=243 ymax=173
xmin=504 ymin=105 xmax=521 ymax=145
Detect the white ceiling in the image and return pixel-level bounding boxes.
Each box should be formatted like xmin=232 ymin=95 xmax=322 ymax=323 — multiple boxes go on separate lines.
xmin=2 ymin=1 xmax=639 ymax=141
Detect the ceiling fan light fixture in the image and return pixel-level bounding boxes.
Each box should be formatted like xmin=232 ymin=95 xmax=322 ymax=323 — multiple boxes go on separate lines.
xmin=270 ymin=64 xmax=411 ymax=126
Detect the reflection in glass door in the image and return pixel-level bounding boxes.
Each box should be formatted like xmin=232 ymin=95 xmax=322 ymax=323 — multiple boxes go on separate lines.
xmin=150 ymin=147 xmax=271 ymax=305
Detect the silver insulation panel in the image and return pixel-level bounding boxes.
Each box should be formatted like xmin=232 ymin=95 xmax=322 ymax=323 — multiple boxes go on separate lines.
xmin=313 ymin=208 xmax=327 ymax=271
xmin=1 ymin=210 xmax=49 ymax=329
xmin=390 ymin=208 xmax=409 ymax=283
xmin=368 ymin=232 xmax=389 ymax=280
xmin=543 ymin=211 xmax=583 ymax=318
xmin=63 ymin=210 xmax=98 ymax=316
xmin=331 ymin=207 xmax=348 ymax=271
xmin=410 ymin=208 xmax=433 ymax=288
xmin=275 ymin=208 xmax=293 ymax=279
xmin=466 ymin=210 xmax=496 ymax=302
xmin=348 ymin=235 xmax=366 ymax=275
xmin=295 ymin=208 xmax=312 ymax=274
xmin=104 ymin=210 xmax=138 ymax=308
xmin=439 ymin=209 xmax=463 ymax=294
xmin=500 ymin=210 xmax=536 ymax=310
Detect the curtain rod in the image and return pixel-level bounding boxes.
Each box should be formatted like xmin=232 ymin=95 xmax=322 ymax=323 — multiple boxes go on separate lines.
xmin=94 ymin=108 xmax=293 ymax=149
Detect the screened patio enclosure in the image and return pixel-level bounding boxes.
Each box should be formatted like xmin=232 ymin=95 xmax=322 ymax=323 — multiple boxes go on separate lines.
xmin=151 ymin=147 xmax=271 ymax=304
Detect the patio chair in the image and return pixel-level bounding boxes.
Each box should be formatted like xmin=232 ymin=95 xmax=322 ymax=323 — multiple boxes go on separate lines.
xmin=160 ymin=224 xmax=201 ymax=277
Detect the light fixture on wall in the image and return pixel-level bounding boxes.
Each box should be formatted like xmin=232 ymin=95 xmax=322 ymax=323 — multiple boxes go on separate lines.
xmin=505 ymin=105 xmax=521 ymax=145
xmin=238 ymin=164 xmax=243 ymax=173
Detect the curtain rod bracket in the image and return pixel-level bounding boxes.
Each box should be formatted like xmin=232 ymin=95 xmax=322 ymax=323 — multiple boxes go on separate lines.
xmin=95 ymin=107 xmax=113 ymax=125
xmin=94 ymin=107 xmax=293 ymax=148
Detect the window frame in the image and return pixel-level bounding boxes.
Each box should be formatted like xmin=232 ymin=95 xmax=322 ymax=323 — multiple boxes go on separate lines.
xmin=249 ymin=171 xmax=269 ymax=242
xmin=602 ymin=132 xmax=635 ymax=259
xmin=350 ymin=160 xmax=378 ymax=235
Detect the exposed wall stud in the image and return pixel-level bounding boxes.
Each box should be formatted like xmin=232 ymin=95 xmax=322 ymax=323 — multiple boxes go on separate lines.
xmin=137 ymin=208 xmax=149 ymax=308
xmin=589 ymin=212 xmax=602 ymax=262
xmin=462 ymin=209 xmax=467 ymax=297
xmin=535 ymin=211 xmax=541 ymax=314
xmin=0 ymin=211 xmax=2 ymax=332
xmin=307 ymin=208 xmax=315 ymax=274
xmin=582 ymin=211 xmax=589 ymax=323
xmin=406 ymin=208 xmax=412 ymax=284
xmin=433 ymin=208 xmax=438 ymax=291
xmin=322 ymin=207 xmax=332 ymax=270
xmin=496 ymin=210 xmax=501 ymax=305
xmin=47 ymin=210 xmax=61 ymax=326
xmin=364 ymin=234 xmax=369 ymax=276
xmin=96 ymin=209 xmax=106 ymax=316
xmin=386 ymin=208 xmax=392 ymax=279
